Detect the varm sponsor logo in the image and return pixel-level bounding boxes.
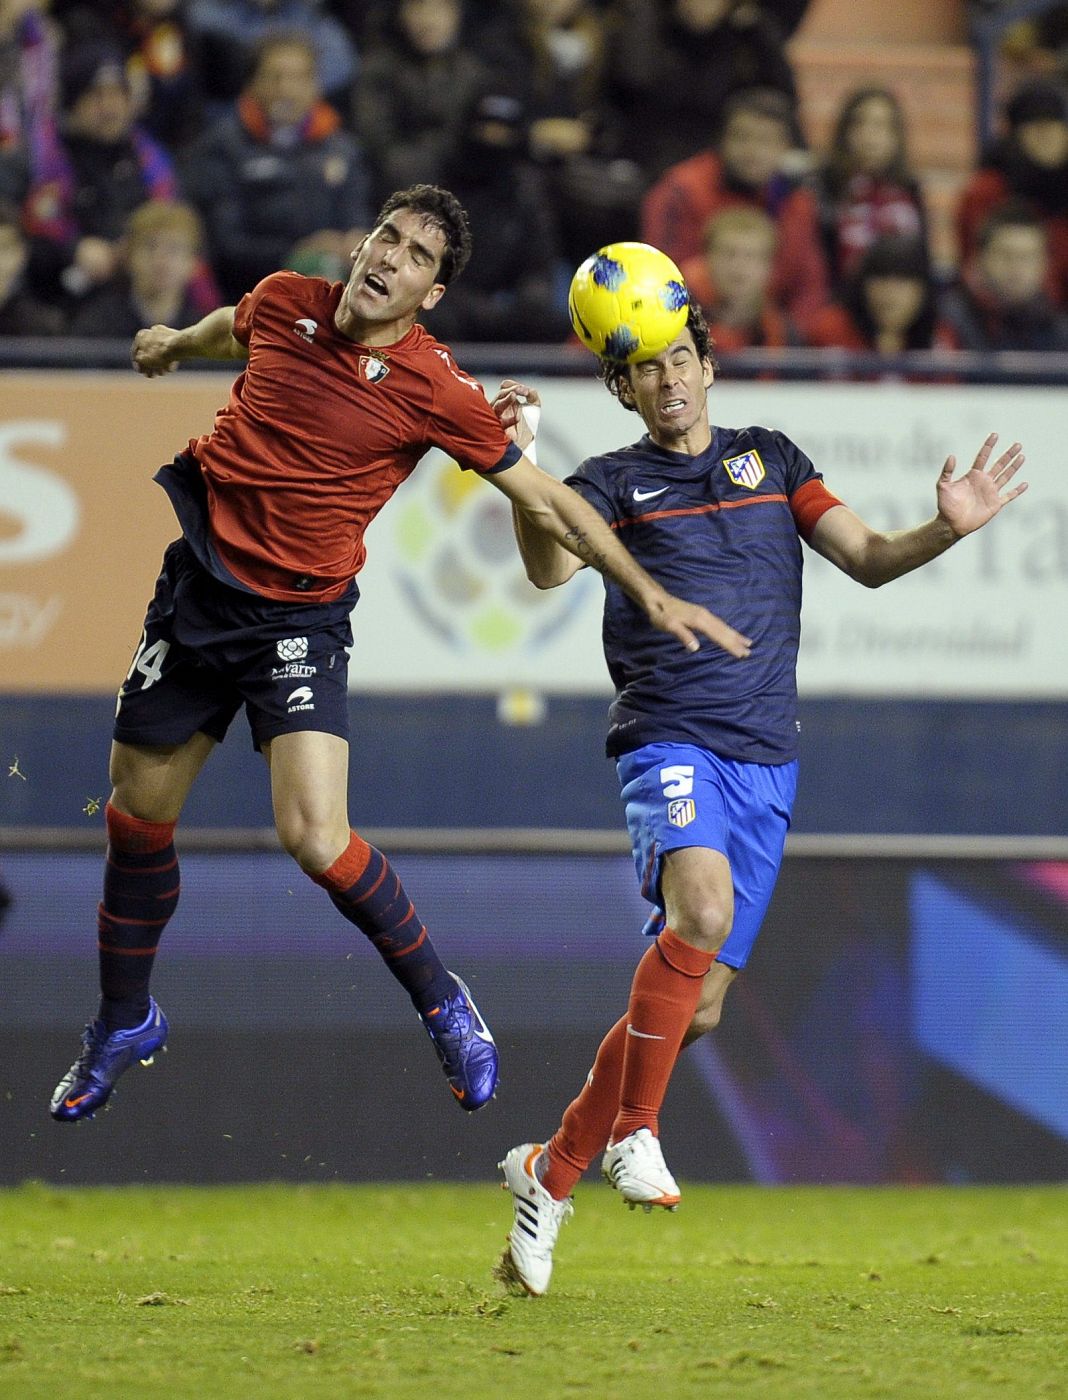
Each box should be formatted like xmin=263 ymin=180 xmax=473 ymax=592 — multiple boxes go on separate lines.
xmin=271 ymin=662 xmax=316 ymax=680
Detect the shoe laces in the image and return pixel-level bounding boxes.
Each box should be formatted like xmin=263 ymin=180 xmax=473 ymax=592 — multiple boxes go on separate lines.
xmin=72 ymin=1020 xmax=108 ymax=1069
xmin=534 ymin=1193 xmax=574 ymax=1246
xmin=438 ymin=992 xmax=471 ymax=1039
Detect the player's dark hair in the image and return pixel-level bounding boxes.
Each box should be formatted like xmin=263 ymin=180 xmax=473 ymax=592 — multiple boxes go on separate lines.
xmin=598 ymin=302 xmax=718 ymax=412
xmin=374 ymin=184 xmax=473 ymax=285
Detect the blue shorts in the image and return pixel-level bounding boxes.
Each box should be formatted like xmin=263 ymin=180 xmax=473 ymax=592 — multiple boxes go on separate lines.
xmin=615 ymin=741 xmax=798 ymax=970
xmin=113 ymin=539 xmax=353 ymax=752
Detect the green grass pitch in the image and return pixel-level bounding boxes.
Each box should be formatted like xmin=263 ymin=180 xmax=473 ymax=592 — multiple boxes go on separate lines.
xmin=0 ymin=1182 xmax=1064 ymax=1399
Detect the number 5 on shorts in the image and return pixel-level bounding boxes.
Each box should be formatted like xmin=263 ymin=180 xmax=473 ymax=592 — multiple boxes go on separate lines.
xmin=660 ymin=765 xmax=694 ymax=798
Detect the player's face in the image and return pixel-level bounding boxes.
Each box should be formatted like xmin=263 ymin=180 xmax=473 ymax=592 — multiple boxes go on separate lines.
xmin=340 ymin=209 xmax=448 ymax=329
xmin=622 ymin=330 xmax=715 ymax=444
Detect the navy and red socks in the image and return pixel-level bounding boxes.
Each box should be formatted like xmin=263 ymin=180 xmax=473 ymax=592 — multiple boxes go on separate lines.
xmin=97 ymin=802 xmax=180 ymax=1031
xmin=313 ymin=832 xmax=456 ymax=1015
xmin=97 ymin=818 xmax=454 ymax=1029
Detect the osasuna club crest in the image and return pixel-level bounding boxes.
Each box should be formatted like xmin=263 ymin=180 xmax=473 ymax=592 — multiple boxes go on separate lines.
xmin=360 ymin=355 xmax=389 ymax=382
xmin=722 ymin=449 xmax=766 ymax=490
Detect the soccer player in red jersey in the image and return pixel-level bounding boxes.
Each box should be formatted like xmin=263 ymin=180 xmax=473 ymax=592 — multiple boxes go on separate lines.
xmin=490 ymin=305 xmax=1029 ymax=1295
xmin=50 ymin=185 xmax=750 ymax=1128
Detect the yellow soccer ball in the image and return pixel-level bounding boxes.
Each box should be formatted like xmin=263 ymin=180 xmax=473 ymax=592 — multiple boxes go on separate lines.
xmin=568 ymin=242 xmax=690 ymax=363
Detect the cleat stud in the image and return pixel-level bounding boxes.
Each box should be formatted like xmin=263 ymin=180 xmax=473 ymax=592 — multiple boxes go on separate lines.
xmin=140 ymin=1056 xmax=154 ymax=1066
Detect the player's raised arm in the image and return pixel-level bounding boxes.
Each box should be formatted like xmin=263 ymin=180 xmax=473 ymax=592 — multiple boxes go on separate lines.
xmin=492 ymin=379 xmax=585 ymax=590
xmin=810 ymin=433 xmax=1028 ymax=588
xmin=131 ymin=307 xmax=247 ymax=378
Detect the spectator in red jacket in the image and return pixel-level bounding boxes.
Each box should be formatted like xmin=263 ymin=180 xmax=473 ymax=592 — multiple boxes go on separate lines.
xmin=681 ymin=205 xmax=797 ymax=349
xmin=806 ymin=234 xmax=958 ymax=357
xmin=957 ymin=81 xmax=1068 ymax=308
xmin=642 ymin=87 xmax=828 ymax=324
xmin=813 ymin=87 xmax=929 ymax=291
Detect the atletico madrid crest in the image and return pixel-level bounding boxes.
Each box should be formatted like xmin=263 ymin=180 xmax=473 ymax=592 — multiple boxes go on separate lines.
xmin=722 ymin=450 xmax=766 ymax=490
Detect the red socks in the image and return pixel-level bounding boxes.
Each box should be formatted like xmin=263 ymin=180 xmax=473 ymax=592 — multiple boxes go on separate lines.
xmin=542 ymin=1016 xmax=628 ymax=1200
xmin=540 ymin=928 xmax=714 ymax=1200
xmin=611 ymin=927 xmax=714 ymax=1143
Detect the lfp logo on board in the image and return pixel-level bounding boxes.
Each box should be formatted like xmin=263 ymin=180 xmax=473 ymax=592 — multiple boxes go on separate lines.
xmin=388 ymin=447 xmax=592 ymax=656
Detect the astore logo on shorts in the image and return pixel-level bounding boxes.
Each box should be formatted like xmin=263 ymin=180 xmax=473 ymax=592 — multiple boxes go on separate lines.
xmin=286 ymin=685 xmax=315 ymax=713
xmin=277 ymin=637 xmax=308 ymax=661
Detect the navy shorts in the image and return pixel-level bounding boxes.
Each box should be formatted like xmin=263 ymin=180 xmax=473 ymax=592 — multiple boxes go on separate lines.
xmin=114 ymin=539 xmax=353 ymax=751
xmin=615 ymin=741 xmax=798 ymax=970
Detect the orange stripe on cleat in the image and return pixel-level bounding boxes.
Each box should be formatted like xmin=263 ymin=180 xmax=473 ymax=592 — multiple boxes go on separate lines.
xmin=450 ymin=1085 xmax=465 ymax=1101
xmin=64 ymin=1093 xmax=93 ymax=1108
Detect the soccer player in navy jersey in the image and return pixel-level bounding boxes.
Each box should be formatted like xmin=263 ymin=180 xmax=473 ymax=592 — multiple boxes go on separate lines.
xmin=49 ymin=185 xmax=749 ymax=1129
xmin=491 ymin=303 xmax=1028 ymax=1295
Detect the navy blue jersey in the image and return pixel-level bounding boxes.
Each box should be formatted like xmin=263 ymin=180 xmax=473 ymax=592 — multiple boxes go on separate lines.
xmin=566 ymin=424 xmax=837 ymax=764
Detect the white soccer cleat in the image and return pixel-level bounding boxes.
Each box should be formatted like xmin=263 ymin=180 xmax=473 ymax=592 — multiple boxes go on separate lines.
xmin=601 ymin=1128 xmax=681 ymax=1211
xmin=494 ymin=1143 xmax=574 ymax=1297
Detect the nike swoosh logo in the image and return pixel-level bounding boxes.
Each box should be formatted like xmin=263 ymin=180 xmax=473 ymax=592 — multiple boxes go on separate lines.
xmin=632 ymin=486 xmax=669 ymax=502
xmin=627 ymin=1026 xmax=667 ymax=1040
xmin=64 ymin=1093 xmax=93 ymax=1108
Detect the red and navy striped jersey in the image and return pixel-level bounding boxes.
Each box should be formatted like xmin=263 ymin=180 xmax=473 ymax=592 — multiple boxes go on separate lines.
xmin=566 ymin=425 xmax=841 ymax=764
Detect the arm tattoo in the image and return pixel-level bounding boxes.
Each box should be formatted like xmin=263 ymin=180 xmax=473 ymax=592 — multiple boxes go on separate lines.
xmin=564 ymin=526 xmax=608 ymax=574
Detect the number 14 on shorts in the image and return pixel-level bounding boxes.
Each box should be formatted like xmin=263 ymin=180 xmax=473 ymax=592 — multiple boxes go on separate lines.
xmin=117 ymin=631 xmax=171 ymax=713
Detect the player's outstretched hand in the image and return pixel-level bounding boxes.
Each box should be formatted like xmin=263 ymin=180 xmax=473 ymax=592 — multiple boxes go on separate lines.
xmin=648 ymin=594 xmax=753 ymax=659
xmin=132 ymin=325 xmax=183 ymax=378
xmin=937 ymin=433 xmax=1028 ymax=538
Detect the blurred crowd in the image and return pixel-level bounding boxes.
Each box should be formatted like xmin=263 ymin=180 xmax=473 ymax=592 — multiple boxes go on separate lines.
xmin=0 ymin=0 xmax=1066 ymax=362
